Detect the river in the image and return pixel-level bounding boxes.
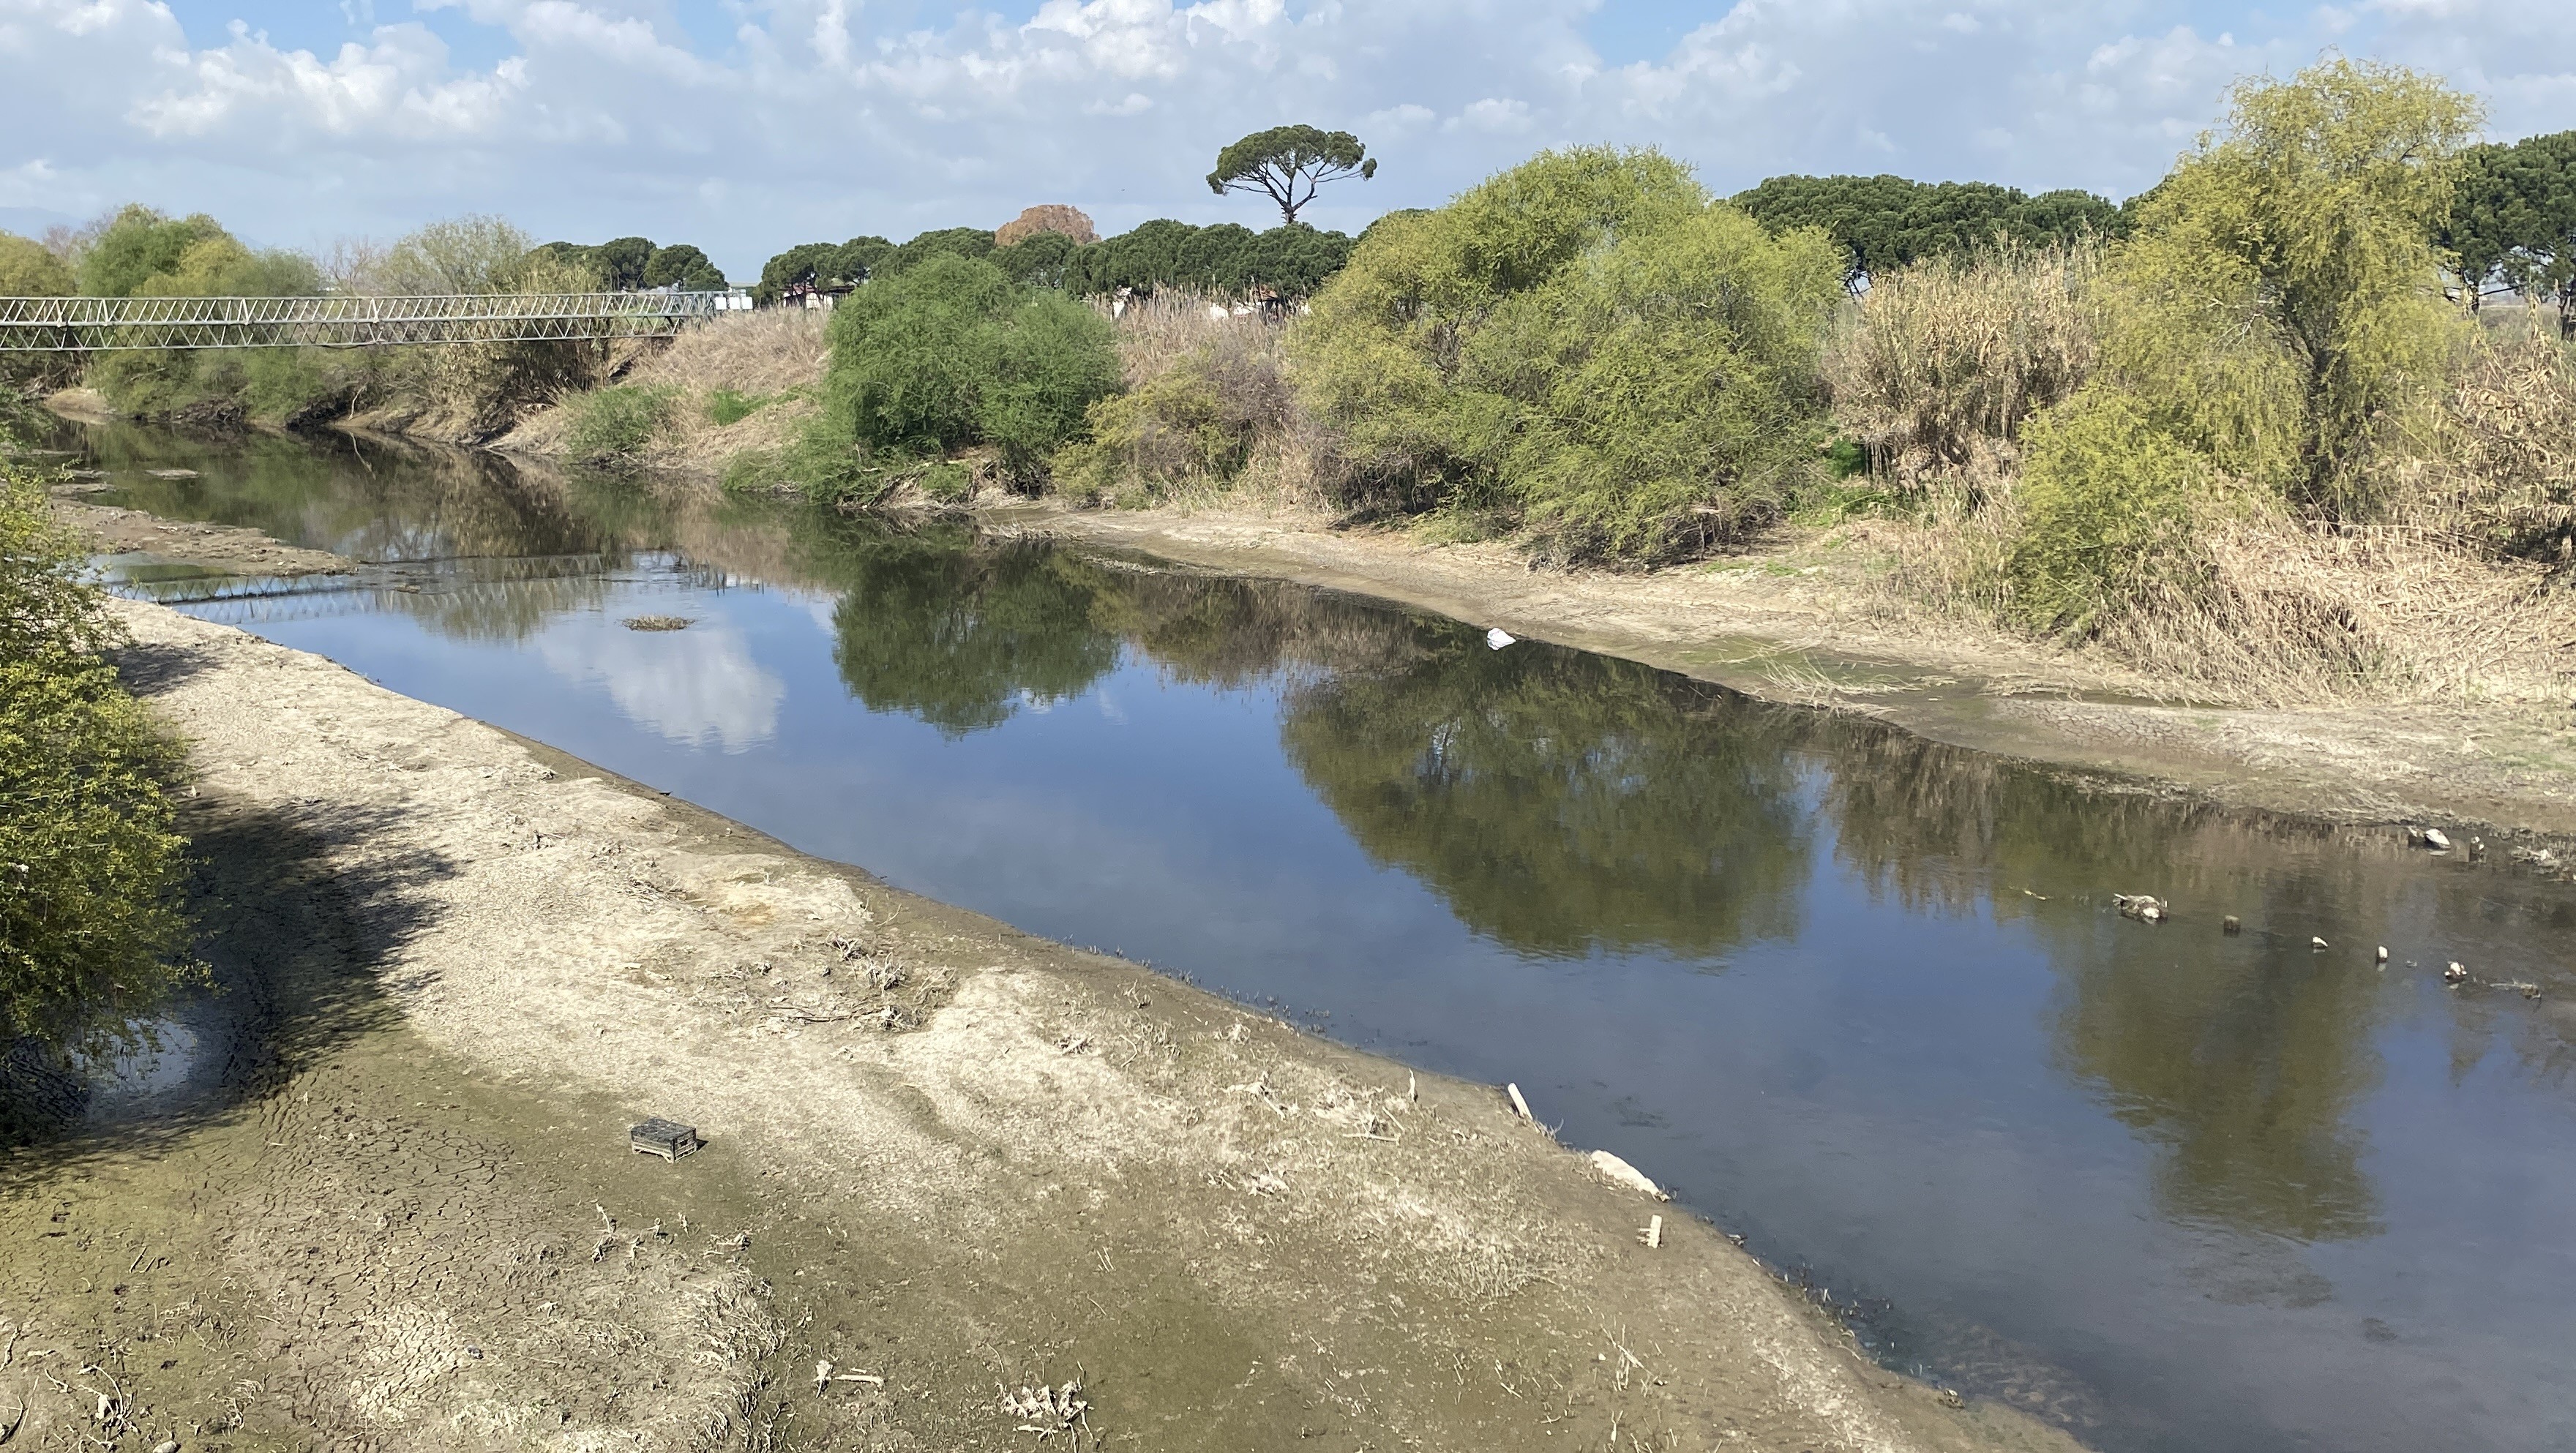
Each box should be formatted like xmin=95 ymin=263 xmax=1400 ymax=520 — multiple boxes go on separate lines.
xmin=53 ymin=420 xmax=2576 ymax=1453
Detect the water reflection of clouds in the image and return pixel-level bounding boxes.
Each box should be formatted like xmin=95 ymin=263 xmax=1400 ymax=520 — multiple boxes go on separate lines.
xmin=538 ymin=609 xmax=785 ymax=751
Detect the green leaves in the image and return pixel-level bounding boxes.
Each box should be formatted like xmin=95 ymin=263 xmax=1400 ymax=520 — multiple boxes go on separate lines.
xmin=2439 ymin=131 xmax=2576 ymax=328
xmin=1296 ymin=146 xmax=1843 ymax=563
xmin=822 ymin=253 xmax=1121 ymax=476
xmin=0 ymin=454 xmax=195 ymax=1055
xmin=1733 ymin=174 xmax=2124 ymax=292
xmin=1207 ymin=125 xmax=1377 ymax=227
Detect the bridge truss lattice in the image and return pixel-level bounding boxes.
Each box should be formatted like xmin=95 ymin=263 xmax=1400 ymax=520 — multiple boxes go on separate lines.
xmin=0 ymin=291 xmax=749 ymax=352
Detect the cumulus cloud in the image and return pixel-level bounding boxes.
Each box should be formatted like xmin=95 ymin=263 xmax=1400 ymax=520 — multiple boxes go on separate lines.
xmin=537 ymin=610 xmax=786 ymax=751
xmin=0 ymin=0 xmax=2568 ymax=273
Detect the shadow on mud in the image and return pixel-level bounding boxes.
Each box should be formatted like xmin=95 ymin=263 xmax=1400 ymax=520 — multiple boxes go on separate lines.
xmin=0 ymin=796 xmax=454 ymax=1165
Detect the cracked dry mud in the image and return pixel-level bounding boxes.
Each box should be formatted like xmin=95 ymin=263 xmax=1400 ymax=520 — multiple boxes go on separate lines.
xmin=0 ymin=601 xmax=2085 ymax=1452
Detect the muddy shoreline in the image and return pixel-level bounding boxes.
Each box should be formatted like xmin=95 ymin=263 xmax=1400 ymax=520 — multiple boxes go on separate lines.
xmin=0 ymin=598 xmax=2078 ymax=1451
xmin=986 ymin=497 xmax=2576 ymax=841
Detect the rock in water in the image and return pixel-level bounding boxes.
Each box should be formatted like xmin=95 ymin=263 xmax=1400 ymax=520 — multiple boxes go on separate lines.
xmin=1590 ymin=1149 xmax=1669 ymax=1201
xmin=2423 ymin=828 xmax=2454 ymax=852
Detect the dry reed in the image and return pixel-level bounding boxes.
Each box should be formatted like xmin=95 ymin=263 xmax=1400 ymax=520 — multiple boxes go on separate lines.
xmin=2402 ymin=331 xmax=2576 ymax=564
xmin=1074 ymin=292 xmax=1335 ymax=511
xmin=1827 ymin=241 xmax=2100 ymax=485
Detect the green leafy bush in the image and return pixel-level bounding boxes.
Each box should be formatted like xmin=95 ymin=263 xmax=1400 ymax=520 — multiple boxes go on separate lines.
xmin=823 ymin=254 xmax=1120 ymax=477
xmin=2005 ymin=389 xmax=2212 ymax=634
xmin=0 ymin=456 xmax=194 ymax=1054
xmin=564 ymin=383 xmax=678 ymax=460
xmin=1053 ymin=339 xmax=1289 ymax=503
xmin=1294 ymin=146 xmax=1845 ymax=562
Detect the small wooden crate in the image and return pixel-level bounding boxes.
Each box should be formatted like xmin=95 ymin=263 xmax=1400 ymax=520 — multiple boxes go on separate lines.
xmin=629 ymin=1117 xmax=701 ymax=1160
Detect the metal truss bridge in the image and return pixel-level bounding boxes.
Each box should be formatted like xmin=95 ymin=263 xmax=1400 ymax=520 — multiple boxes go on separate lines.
xmin=0 ymin=290 xmax=752 ymax=352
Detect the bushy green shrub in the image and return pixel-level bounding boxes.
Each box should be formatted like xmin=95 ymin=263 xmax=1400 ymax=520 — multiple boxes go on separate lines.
xmin=1294 ymin=146 xmax=1845 ymax=562
xmin=0 ymin=455 xmax=194 ymax=1054
xmin=1054 ymin=353 xmax=1273 ymax=503
xmin=564 ymin=383 xmax=678 ymax=459
xmin=2110 ymin=59 xmax=2477 ymax=511
xmin=2005 ymin=389 xmax=2213 ymax=634
xmin=823 ymin=254 xmax=1119 ymax=477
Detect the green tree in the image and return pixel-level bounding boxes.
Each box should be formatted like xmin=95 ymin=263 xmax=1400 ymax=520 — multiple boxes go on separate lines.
xmin=1295 ymin=146 xmax=1844 ymax=561
xmin=383 ymin=216 xmax=566 ymax=294
xmin=992 ymin=230 xmax=1081 ymax=289
xmin=830 ymin=236 xmax=895 ymax=287
xmin=1733 ymin=173 xmax=2123 ymax=292
xmin=884 ymin=227 xmax=997 ymax=277
xmin=2438 ymin=131 xmax=2576 ymax=329
xmin=0 ymin=448 xmax=195 ymax=1056
xmin=75 ymin=206 xmax=230 ymax=297
xmin=2121 ymin=58 xmax=2481 ymax=508
xmin=823 ymin=253 xmax=1120 ymax=473
xmin=1208 ymin=125 xmax=1377 ymax=227
xmin=0 ymin=234 xmax=79 ymax=391
xmin=642 ymin=243 xmax=725 ymax=290
xmin=756 ymin=241 xmax=839 ymax=303
xmin=589 ymin=236 xmax=656 ymax=290
xmin=0 ymin=233 xmax=74 ymax=296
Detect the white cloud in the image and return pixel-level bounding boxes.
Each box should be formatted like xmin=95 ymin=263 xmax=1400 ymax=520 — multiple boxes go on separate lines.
xmin=537 ymin=610 xmax=786 ymax=751
xmin=0 ymin=0 xmax=2569 ymax=273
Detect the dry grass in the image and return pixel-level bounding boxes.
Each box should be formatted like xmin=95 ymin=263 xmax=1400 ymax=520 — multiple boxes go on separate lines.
xmin=504 ymin=309 xmax=831 ymax=470
xmin=2400 ymin=331 xmax=2576 ymax=563
xmin=2096 ymin=522 xmax=2576 ymax=707
xmin=1099 ymin=289 xmax=1277 ymax=387
xmin=1068 ymin=291 xmax=1337 ymax=512
xmin=1827 ymin=241 xmax=2100 ymax=486
xmin=1862 ymin=502 xmax=2576 ymax=708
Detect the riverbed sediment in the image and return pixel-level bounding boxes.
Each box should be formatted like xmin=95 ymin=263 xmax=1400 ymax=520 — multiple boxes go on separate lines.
xmin=0 ymin=596 xmax=2081 ymax=1452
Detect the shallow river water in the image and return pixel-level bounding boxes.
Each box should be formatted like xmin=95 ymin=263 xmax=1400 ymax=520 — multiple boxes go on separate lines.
xmin=59 ymin=421 xmax=2576 ymax=1453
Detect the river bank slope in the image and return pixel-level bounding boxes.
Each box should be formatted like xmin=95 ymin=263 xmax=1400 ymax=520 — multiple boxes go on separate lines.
xmin=981 ymin=495 xmax=2576 ymax=841
xmin=0 ymin=594 xmax=2080 ymax=1452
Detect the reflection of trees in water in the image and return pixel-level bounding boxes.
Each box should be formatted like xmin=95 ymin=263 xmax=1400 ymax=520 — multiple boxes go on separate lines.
xmin=1822 ymin=726 xmax=2385 ymax=1242
xmin=78 ymin=421 xmax=676 ymax=575
xmin=829 ymin=535 xmax=1123 ymax=735
xmin=796 ymin=514 xmax=1429 ymax=735
xmin=1281 ymin=637 xmax=1812 ymax=960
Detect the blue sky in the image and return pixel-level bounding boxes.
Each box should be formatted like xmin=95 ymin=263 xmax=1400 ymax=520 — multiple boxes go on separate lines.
xmin=4 ymin=0 xmax=2570 ymax=276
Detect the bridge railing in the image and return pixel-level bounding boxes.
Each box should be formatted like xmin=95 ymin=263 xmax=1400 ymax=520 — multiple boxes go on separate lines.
xmin=0 ymin=291 xmax=754 ymax=351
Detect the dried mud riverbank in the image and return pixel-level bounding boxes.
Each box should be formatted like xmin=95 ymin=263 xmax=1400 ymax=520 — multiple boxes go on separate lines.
xmin=990 ymin=498 xmax=2576 ymax=841
xmin=0 ymin=598 xmax=2080 ymax=1452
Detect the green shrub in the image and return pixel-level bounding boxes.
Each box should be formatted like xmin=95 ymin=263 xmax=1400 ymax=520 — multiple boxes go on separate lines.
xmin=1295 ymin=146 xmax=1845 ymax=562
xmin=2110 ymin=60 xmax=2477 ymax=511
xmin=2005 ymin=389 xmax=2213 ymax=634
xmin=1054 ymin=366 xmax=1238 ymax=502
xmin=565 ymin=383 xmax=678 ymax=460
xmin=0 ymin=456 xmax=194 ymax=1055
xmin=823 ymin=254 xmax=1120 ymax=478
